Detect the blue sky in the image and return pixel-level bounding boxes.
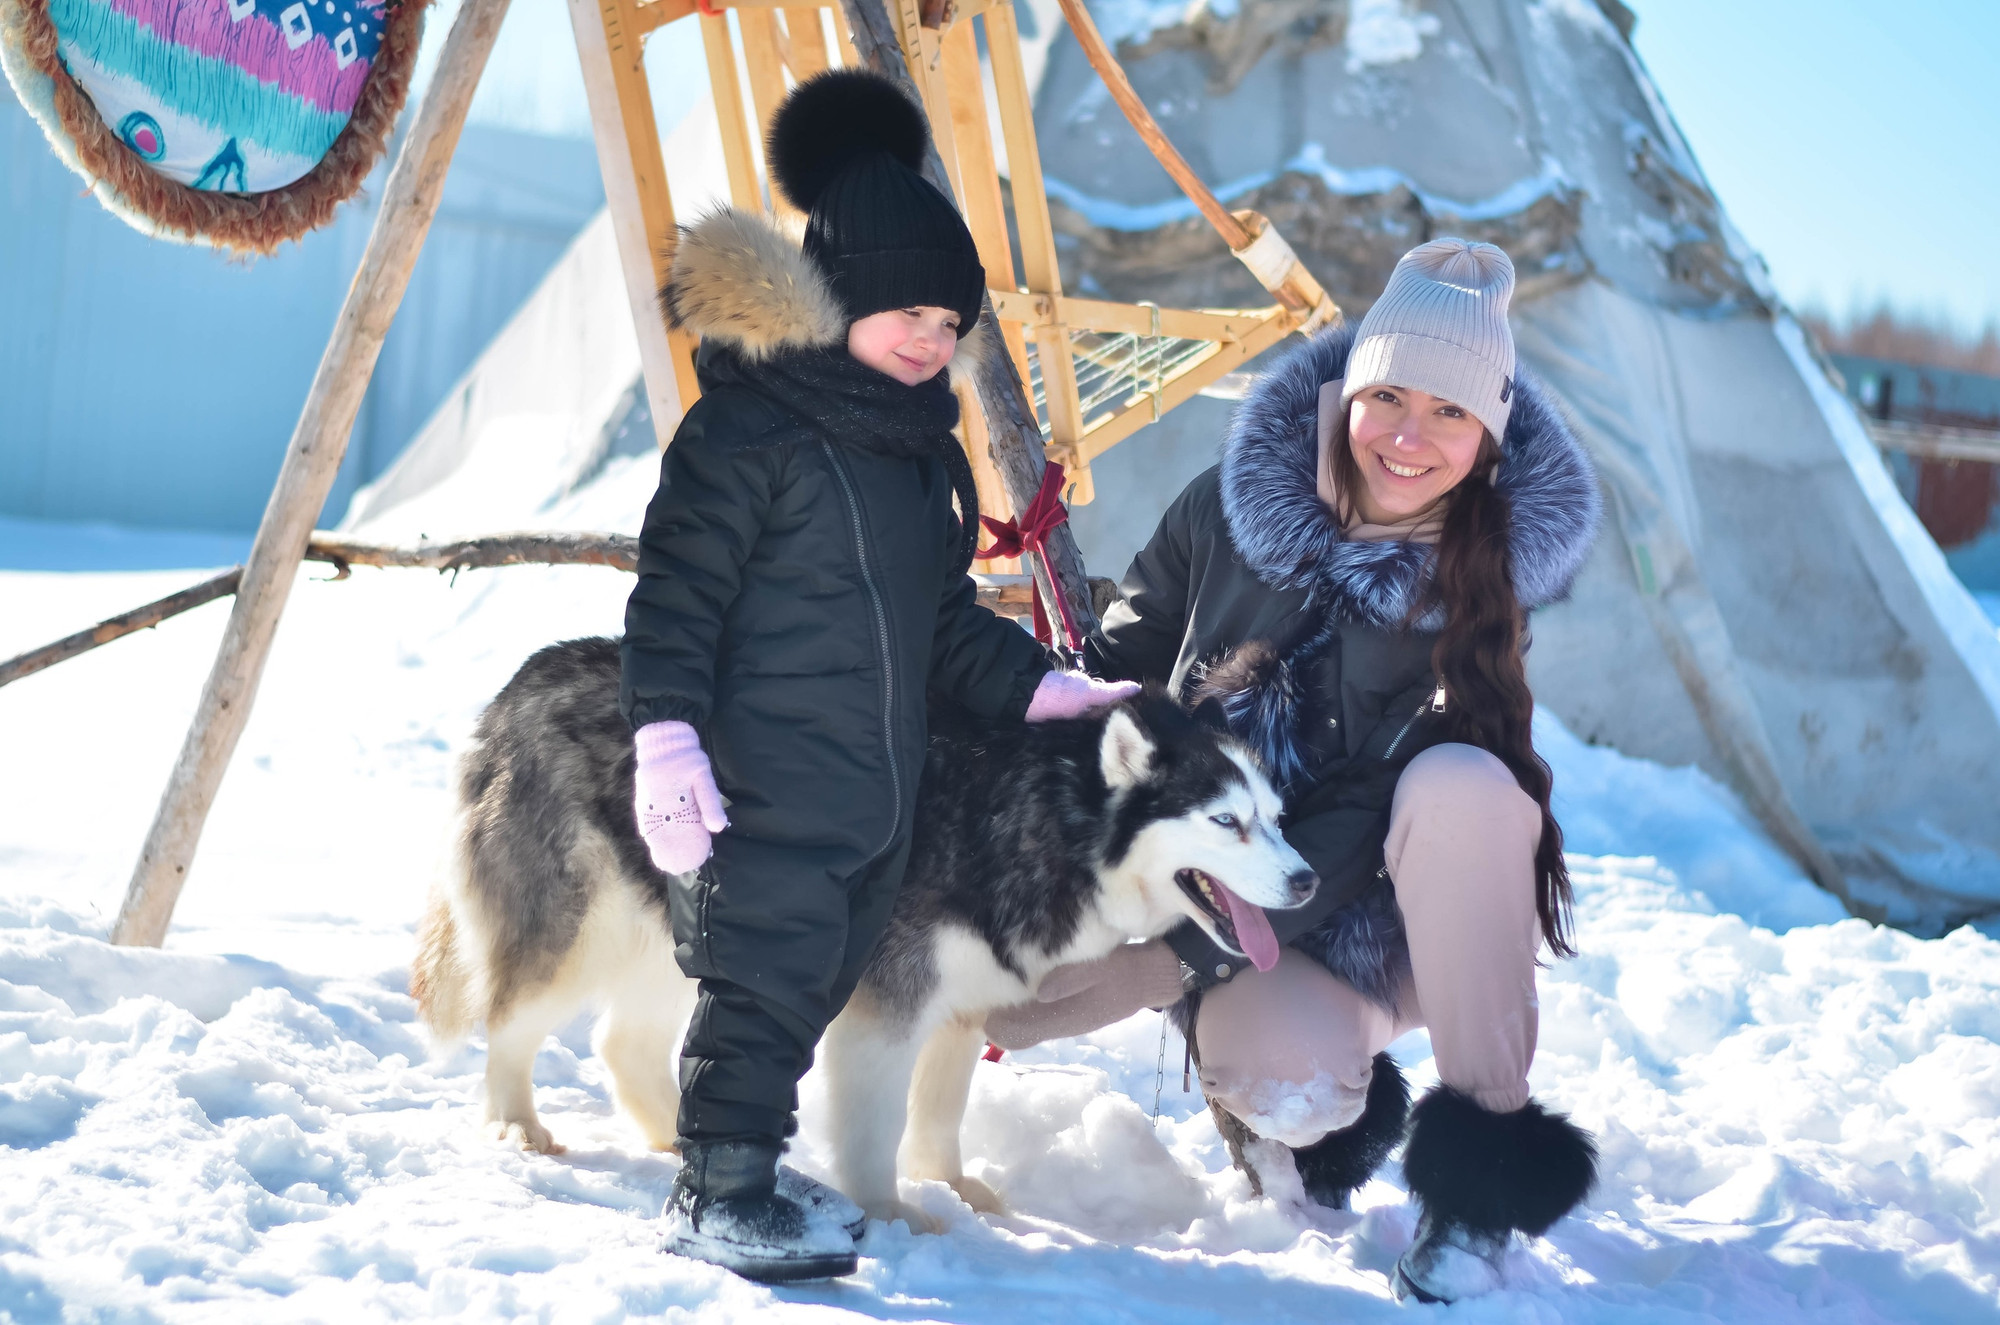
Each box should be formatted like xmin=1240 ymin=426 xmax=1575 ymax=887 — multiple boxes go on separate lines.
xmin=1631 ymin=0 xmax=2000 ymax=334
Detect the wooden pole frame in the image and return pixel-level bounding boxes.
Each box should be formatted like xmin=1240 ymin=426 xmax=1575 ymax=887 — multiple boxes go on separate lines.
xmin=110 ymin=0 xmax=517 ymax=947
xmin=4 ymin=531 xmax=1083 ymax=691
xmin=668 ymin=0 xmax=1333 ymax=505
xmin=110 ymin=0 xmax=1341 ymax=944
xmin=977 ymin=0 xmax=1090 ymax=503
xmin=835 ymin=0 xmax=1097 ymax=644
xmin=1048 ymin=0 xmax=1337 ymax=325
xmin=569 ymin=0 xmax=701 ymax=426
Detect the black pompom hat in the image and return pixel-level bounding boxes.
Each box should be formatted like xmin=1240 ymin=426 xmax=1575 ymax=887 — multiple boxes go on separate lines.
xmin=766 ymin=69 xmax=985 ymax=336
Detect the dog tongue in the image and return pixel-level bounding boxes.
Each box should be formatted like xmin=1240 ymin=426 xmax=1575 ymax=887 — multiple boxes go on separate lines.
xmin=1218 ymin=882 xmax=1280 ymax=972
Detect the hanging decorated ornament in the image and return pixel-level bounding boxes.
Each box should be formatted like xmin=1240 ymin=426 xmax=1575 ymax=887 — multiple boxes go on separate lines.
xmin=0 ymin=0 xmax=426 ymax=252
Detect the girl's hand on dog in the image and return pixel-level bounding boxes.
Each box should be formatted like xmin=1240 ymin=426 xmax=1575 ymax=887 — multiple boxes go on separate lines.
xmin=633 ymin=721 xmax=729 ymax=874
xmin=1024 ymin=671 xmax=1141 ymax=722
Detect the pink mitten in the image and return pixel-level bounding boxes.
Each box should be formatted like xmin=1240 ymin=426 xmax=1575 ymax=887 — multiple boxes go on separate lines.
xmin=1025 ymin=670 xmax=1141 ymax=722
xmin=633 ymin=722 xmax=729 ymax=874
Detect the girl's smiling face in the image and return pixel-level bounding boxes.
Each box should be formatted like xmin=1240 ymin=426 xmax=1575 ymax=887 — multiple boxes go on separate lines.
xmin=1345 ymin=384 xmax=1488 ymax=522
xmin=846 ymin=306 xmax=961 ymax=385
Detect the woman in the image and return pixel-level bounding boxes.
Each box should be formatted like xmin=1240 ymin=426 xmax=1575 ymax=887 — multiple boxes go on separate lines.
xmin=985 ymin=239 xmax=1602 ymax=1302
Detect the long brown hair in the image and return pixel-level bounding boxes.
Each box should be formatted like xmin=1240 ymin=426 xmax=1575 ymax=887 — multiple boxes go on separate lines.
xmin=1328 ymin=415 xmax=1577 ymax=958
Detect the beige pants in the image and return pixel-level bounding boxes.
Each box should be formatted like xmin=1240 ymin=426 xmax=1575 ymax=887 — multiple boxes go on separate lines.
xmin=1195 ymin=743 xmax=1542 ymax=1146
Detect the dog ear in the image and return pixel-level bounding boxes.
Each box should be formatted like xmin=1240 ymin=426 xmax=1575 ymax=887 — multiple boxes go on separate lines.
xmin=1099 ymin=708 xmax=1157 ymax=790
xmin=1188 ymin=695 xmax=1232 ymax=734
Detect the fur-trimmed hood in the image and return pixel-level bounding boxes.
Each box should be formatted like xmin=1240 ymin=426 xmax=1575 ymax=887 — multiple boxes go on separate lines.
xmin=1219 ymin=325 xmax=1601 ymax=630
xmin=659 ymin=207 xmax=993 ymax=375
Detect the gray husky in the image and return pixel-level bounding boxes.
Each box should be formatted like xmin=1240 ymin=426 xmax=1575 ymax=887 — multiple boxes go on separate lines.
xmin=414 ymin=637 xmax=1315 ymax=1228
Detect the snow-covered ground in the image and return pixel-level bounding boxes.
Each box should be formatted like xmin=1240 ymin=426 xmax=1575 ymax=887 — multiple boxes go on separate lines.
xmin=4 ymin=468 xmax=1999 ymax=1321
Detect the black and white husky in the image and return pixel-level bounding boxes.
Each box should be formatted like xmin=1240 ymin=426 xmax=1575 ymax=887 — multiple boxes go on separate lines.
xmin=414 ymin=637 xmax=1315 ymax=1228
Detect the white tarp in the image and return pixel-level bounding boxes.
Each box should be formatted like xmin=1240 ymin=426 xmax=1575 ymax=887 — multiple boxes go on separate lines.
xmin=339 ymin=99 xmax=732 ymax=539
xmin=1049 ymin=0 xmax=2000 ymax=928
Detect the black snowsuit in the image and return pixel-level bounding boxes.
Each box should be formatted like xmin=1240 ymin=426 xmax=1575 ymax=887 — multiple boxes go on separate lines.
xmin=1085 ymin=325 xmax=1601 ymax=1002
xmin=621 ymin=210 xmax=1049 ymax=1146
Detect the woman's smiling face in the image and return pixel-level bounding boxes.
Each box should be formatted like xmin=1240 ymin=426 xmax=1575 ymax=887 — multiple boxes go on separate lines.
xmin=1345 ymin=384 xmax=1488 ymax=522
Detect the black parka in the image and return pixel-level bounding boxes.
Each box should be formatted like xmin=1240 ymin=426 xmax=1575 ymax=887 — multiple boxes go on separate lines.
xmin=618 ymin=208 xmax=1049 ymax=1143
xmin=621 ymin=340 xmax=1047 ymax=873
xmin=1086 ymin=327 xmax=1601 ymax=998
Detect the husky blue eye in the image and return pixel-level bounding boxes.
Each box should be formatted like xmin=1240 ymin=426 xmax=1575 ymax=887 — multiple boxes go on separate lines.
xmin=1211 ymin=813 xmax=1239 ymax=830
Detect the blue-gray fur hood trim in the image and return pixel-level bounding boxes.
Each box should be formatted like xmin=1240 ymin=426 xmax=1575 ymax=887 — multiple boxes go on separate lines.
xmin=1219 ymin=325 xmax=1601 ymax=630
xmin=1288 ymin=882 xmax=1409 ymax=1010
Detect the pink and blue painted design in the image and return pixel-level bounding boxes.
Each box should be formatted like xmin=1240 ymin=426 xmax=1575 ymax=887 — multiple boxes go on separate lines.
xmin=48 ymin=0 xmax=391 ymax=191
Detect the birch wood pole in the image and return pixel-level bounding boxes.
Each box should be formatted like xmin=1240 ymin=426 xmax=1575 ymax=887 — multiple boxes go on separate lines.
xmin=567 ymin=0 xmax=697 ymax=440
xmin=1047 ymin=0 xmax=1247 ymax=251
xmin=0 ymin=570 xmax=242 ymax=690
xmin=0 ymin=535 xmax=1107 ymax=691
xmin=836 ymin=0 xmax=1101 ymax=646
xmin=1049 ymin=0 xmax=1334 ymax=325
xmin=110 ymin=0 xmax=516 ymax=948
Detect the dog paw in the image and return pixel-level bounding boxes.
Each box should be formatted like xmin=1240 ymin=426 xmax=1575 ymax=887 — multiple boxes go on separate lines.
xmin=490 ymin=1117 xmax=566 ymax=1155
xmin=867 ymin=1200 xmax=945 ymax=1235
xmin=948 ymin=1176 xmax=1008 ymax=1216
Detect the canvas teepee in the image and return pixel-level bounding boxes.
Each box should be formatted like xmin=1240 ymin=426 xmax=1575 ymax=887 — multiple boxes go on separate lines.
xmin=1034 ymin=0 xmax=1999 ymax=931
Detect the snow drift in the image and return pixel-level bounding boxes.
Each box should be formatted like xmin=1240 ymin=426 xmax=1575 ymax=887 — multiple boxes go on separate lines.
xmin=3 ymin=459 xmax=1998 ymax=1319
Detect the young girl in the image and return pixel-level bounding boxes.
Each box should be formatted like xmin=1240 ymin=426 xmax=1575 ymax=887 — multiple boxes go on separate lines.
xmin=621 ymin=70 xmax=1131 ymax=1282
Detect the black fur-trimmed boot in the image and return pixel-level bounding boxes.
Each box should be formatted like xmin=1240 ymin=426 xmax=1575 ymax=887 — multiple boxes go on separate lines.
xmin=1392 ymin=1087 xmax=1597 ymax=1304
xmin=1291 ymin=1053 xmax=1409 ymax=1211
xmin=662 ymin=1140 xmax=859 ymax=1283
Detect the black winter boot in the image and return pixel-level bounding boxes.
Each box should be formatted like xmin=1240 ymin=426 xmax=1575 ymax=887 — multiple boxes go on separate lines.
xmin=1291 ymin=1053 xmax=1409 ymax=1211
xmin=775 ymin=1164 xmax=866 ymax=1239
xmin=1392 ymin=1087 xmax=1596 ymax=1304
xmin=662 ymin=1140 xmax=859 ymax=1283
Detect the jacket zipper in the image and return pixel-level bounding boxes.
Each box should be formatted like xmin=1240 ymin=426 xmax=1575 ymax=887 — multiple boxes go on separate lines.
xmin=1381 ymin=682 xmax=1446 ymax=762
xmin=820 ymin=441 xmax=903 ymax=851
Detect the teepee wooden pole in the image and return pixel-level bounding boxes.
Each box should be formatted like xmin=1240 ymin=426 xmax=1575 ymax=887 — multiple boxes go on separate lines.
xmin=569 ymin=0 xmax=700 ymax=429
xmin=1049 ymin=0 xmax=1333 ymax=325
xmin=1051 ymin=0 xmax=1247 ymax=249
xmin=838 ymin=0 xmax=1100 ymax=646
xmin=780 ymin=7 xmax=830 ymax=78
xmin=110 ymin=0 xmax=516 ymax=947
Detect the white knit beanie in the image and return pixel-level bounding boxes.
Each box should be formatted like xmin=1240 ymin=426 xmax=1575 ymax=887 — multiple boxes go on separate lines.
xmin=1342 ymin=238 xmax=1517 ymax=444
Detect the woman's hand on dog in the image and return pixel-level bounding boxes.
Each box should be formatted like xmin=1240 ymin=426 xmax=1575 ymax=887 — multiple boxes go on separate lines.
xmin=983 ymin=939 xmax=1188 ymax=1050
xmin=1024 ymin=671 xmax=1141 ymax=722
xmin=633 ymin=721 xmax=730 ymax=874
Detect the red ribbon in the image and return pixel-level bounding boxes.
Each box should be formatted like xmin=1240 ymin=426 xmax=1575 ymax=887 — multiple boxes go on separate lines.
xmin=977 ymin=463 xmax=1083 ymax=650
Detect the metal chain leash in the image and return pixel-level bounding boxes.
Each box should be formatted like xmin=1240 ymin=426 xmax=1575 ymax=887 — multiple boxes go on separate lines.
xmin=1152 ymin=1013 xmax=1168 ymax=1122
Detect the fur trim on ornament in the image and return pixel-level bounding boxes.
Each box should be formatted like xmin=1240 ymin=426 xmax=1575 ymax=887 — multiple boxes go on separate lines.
xmin=0 ymin=0 xmax=425 ymax=253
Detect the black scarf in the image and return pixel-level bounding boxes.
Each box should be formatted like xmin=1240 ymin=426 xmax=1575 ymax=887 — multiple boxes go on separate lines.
xmin=745 ymin=345 xmax=983 ymax=575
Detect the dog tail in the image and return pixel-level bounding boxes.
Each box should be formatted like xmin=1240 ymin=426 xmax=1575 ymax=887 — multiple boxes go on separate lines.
xmin=411 ymin=887 xmax=479 ymax=1046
